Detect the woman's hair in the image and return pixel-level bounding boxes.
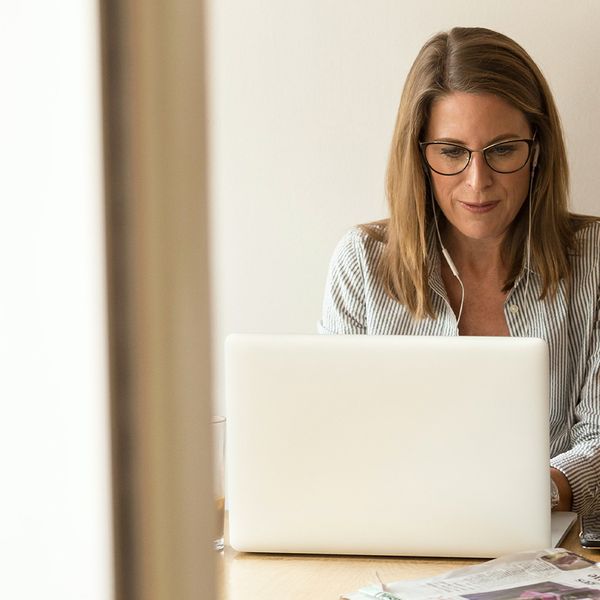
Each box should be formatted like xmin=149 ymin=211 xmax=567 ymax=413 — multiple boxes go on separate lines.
xmin=366 ymin=26 xmax=594 ymax=319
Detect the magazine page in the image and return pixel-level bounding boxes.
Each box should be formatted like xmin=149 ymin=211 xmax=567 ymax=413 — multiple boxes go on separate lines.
xmin=342 ymin=549 xmax=600 ymax=600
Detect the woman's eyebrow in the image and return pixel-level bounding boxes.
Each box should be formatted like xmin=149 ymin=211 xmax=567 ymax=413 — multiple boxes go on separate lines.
xmin=486 ymin=133 xmax=525 ymax=145
xmin=429 ymin=133 xmax=525 ymax=145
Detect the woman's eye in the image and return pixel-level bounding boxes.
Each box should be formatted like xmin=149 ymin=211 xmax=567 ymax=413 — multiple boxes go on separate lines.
xmin=439 ymin=146 xmax=466 ymax=159
xmin=489 ymin=144 xmax=516 ymax=156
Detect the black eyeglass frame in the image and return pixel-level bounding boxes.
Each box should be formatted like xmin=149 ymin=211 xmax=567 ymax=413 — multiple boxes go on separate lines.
xmin=419 ymin=138 xmax=536 ymax=176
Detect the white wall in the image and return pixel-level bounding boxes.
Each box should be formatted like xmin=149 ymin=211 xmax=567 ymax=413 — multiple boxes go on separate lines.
xmin=207 ymin=0 xmax=600 ymax=413
xmin=0 ymin=2 xmax=112 ymax=598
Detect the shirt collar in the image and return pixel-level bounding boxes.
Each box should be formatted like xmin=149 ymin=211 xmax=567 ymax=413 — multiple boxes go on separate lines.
xmin=426 ymin=227 xmax=446 ymax=297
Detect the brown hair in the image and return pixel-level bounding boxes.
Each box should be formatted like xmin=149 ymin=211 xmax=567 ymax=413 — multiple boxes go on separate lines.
xmin=366 ymin=26 xmax=595 ymax=318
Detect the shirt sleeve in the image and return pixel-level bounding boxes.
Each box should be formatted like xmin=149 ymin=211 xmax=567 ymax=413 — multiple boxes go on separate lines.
xmin=550 ymin=263 xmax=600 ymax=515
xmin=318 ymin=229 xmax=367 ymax=335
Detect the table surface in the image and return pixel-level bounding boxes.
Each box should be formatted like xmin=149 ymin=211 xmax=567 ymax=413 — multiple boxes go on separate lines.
xmin=217 ymin=514 xmax=600 ymax=600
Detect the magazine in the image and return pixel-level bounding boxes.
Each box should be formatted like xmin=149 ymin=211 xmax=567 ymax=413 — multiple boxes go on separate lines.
xmin=342 ymin=549 xmax=600 ymax=600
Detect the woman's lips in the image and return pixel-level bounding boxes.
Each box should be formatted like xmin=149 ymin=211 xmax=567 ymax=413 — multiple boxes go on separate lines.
xmin=459 ymin=201 xmax=499 ymax=213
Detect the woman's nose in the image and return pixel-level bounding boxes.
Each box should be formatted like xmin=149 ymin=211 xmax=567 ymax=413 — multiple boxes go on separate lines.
xmin=464 ymin=151 xmax=493 ymax=190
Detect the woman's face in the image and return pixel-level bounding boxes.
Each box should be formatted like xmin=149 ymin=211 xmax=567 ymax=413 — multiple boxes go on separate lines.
xmin=424 ymin=92 xmax=533 ymax=246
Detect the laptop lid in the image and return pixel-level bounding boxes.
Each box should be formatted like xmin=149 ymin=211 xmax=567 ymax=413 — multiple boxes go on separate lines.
xmin=226 ymin=334 xmax=560 ymax=558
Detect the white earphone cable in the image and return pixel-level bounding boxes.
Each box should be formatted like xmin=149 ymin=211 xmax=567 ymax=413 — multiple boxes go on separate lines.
xmin=430 ymin=187 xmax=465 ymax=330
xmin=524 ymin=164 xmax=536 ymax=298
xmin=524 ymin=136 xmax=539 ymax=297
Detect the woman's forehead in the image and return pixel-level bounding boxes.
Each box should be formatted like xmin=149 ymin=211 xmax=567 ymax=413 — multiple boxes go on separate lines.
xmin=425 ymin=92 xmax=531 ymax=143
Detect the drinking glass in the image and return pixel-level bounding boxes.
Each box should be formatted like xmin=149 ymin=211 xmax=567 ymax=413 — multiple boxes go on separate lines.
xmin=212 ymin=415 xmax=226 ymax=551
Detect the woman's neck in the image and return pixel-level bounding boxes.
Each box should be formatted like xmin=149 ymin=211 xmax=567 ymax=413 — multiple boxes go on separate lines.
xmin=442 ymin=228 xmax=507 ymax=280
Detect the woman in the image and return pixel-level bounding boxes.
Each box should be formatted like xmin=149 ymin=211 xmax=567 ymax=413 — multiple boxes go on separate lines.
xmin=319 ymin=27 xmax=600 ymax=516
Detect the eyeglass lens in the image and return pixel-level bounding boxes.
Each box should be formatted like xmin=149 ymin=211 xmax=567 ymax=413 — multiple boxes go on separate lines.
xmin=424 ymin=140 xmax=531 ymax=175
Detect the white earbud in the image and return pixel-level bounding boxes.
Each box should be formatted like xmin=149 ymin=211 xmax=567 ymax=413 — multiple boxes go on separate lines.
xmin=532 ymin=143 xmax=539 ymax=169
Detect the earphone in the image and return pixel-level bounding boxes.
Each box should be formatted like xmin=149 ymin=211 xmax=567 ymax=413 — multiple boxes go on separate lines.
xmin=427 ymin=176 xmax=465 ymax=328
xmin=532 ymin=142 xmax=540 ymax=169
xmin=524 ymin=141 xmax=540 ymax=297
xmin=442 ymin=247 xmax=460 ymax=278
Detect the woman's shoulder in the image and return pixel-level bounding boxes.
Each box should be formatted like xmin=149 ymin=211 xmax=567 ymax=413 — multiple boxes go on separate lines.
xmin=328 ymin=220 xmax=388 ymax=278
xmin=569 ymin=216 xmax=600 ymax=277
xmin=342 ymin=219 xmax=388 ymax=248
xmin=357 ymin=219 xmax=389 ymax=242
xmin=571 ymin=215 xmax=600 ymax=252
xmin=333 ymin=220 xmax=387 ymax=261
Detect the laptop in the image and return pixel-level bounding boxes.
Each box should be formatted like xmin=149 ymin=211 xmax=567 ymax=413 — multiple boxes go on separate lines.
xmin=225 ymin=334 xmax=577 ymax=558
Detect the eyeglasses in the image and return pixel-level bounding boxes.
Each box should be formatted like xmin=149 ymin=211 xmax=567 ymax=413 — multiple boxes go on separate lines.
xmin=419 ymin=138 xmax=535 ymax=176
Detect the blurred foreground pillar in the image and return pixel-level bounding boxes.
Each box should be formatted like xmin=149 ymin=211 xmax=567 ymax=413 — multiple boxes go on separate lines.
xmin=100 ymin=1 xmax=215 ymax=599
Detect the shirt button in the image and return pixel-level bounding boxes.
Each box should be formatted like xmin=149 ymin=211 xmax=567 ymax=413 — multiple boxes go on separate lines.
xmin=508 ymin=304 xmax=519 ymax=314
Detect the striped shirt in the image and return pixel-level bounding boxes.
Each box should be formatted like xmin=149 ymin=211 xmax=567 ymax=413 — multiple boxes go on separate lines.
xmin=319 ymin=221 xmax=600 ymax=515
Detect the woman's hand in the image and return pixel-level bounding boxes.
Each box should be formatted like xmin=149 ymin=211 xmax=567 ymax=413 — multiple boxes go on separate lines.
xmin=551 ymin=467 xmax=573 ymax=511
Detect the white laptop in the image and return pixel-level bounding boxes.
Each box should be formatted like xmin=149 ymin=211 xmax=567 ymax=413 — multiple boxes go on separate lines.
xmin=225 ymin=334 xmax=577 ymax=558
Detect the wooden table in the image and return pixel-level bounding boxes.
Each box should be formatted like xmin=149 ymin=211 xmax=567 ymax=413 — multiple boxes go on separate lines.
xmin=217 ymin=515 xmax=600 ymax=599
